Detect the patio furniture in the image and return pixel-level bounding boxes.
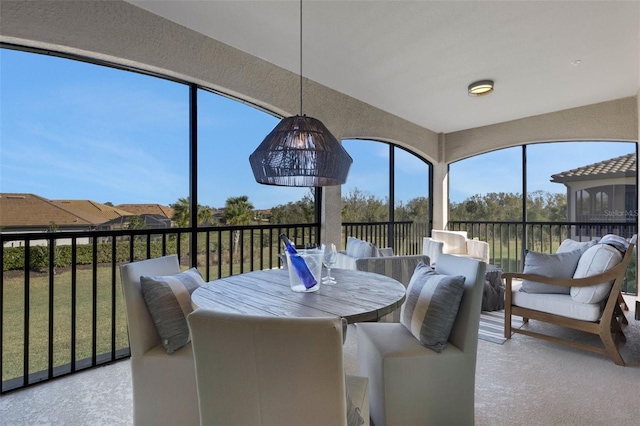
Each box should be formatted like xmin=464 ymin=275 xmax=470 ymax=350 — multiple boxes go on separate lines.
xmin=334 ymin=236 xmax=395 ymax=270
xmin=187 ymin=310 xmax=369 ymax=426
xmin=191 ymin=268 xmax=406 ymax=324
xmin=356 ymin=254 xmax=486 ymax=425
xmin=119 ymin=255 xmax=199 ymax=426
xmin=422 ymin=230 xmax=490 ymax=265
xmin=504 ymin=235 xmax=637 ymax=366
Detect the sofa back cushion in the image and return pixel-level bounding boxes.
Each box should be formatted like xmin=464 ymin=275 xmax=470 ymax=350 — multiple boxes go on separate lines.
xmin=570 ymin=244 xmax=623 ymax=304
xmin=346 ymin=237 xmax=376 ymax=258
xmin=519 ymin=249 xmax=582 ymax=294
xmin=556 ymin=238 xmax=598 ymax=255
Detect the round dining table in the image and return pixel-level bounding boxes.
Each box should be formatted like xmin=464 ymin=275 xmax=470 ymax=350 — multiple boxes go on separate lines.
xmin=191 ymin=268 xmax=406 ymax=323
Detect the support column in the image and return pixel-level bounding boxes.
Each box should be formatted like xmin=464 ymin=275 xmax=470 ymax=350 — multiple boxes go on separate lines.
xmin=322 ymin=178 xmax=343 ymax=248
xmin=431 ymin=133 xmax=448 ymax=231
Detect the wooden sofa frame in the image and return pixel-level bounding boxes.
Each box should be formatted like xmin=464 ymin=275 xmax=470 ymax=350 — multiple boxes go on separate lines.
xmin=504 ymin=238 xmax=636 ymax=366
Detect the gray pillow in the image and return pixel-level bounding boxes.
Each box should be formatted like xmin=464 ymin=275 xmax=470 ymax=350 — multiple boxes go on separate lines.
xmin=520 ymin=250 xmax=582 ymax=294
xmin=141 ymin=268 xmax=206 ymax=354
xmin=556 ymin=238 xmax=598 ymax=255
xmin=346 ymin=237 xmax=376 ymax=258
xmin=400 ymin=262 xmax=465 ymax=353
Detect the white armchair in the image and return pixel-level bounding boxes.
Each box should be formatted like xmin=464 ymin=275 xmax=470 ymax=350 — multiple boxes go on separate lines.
xmin=119 ymin=255 xmax=199 ymax=426
xmin=423 ymin=229 xmax=490 ymax=265
xmin=356 ymin=254 xmax=486 ymax=425
xmin=188 ymin=310 xmax=369 ymax=426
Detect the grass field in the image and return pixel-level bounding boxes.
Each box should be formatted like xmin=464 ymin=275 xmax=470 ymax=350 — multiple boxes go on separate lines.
xmin=1 ymin=247 xmax=286 ymax=383
xmin=2 ymin=266 xmax=129 ymax=382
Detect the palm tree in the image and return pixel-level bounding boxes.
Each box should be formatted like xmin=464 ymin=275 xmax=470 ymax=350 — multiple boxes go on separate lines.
xmin=170 ymin=197 xmax=215 ymax=227
xmin=223 ymin=196 xmax=254 ymax=254
xmin=171 ymin=197 xmax=190 ymax=228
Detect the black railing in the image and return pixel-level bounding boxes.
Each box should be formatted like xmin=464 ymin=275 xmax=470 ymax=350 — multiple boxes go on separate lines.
xmin=2 ymin=218 xmax=636 ymax=393
xmin=448 ymin=220 xmax=637 ymax=293
xmin=1 ymin=223 xmax=318 ymax=393
xmin=341 ymin=221 xmax=430 ymax=255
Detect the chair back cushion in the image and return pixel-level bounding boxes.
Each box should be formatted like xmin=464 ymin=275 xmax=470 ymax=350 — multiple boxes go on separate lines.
xmin=346 ymin=237 xmax=376 ymax=258
xmin=520 ymin=249 xmax=582 ymax=294
xmin=141 ymin=268 xmax=206 ymax=354
xmin=435 ymin=254 xmax=486 ymax=352
xmin=432 ymin=230 xmax=467 ymax=255
xmin=570 ymin=244 xmax=623 ymax=303
xmin=422 ymin=237 xmax=443 ymax=265
xmin=556 ymin=238 xmax=598 ymax=255
xmin=400 ymin=262 xmax=465 ymax=352
xmin=188 ymin=310 xmax=361 ymax=426
xmin=119 ymin=255 xmax=181 ymax=357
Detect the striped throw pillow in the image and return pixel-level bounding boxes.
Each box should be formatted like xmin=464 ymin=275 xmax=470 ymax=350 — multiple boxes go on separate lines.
xmin=400 ymin=262 xmax=465 ymax=353
xmin=141 ymin=268 xmax=206 ymax=354
xmin=346 ymin=237 xmax=376 ymax=258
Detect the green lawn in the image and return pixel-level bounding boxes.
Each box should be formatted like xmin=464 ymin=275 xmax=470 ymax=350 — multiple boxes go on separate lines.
xmin=2 ymin=266 xmax=129 ymax=382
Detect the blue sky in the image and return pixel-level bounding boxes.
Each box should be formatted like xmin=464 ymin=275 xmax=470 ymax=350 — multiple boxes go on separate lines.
xmin=449 ymin=142 xmax=635 ymax=203
xmin=1 ymin=48 xmax=636 ymax=210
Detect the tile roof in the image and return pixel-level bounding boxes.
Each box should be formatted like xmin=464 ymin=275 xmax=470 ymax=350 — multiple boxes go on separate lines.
xmin=0 ymin=193 xmax=94 ymax=227
xmin=115 ymin=204 xmax=174 ymax=219
xmin=50 ymin=200 xmax=133 ymax=224
xmin=550 ymin=153 xmax=636 ymax=183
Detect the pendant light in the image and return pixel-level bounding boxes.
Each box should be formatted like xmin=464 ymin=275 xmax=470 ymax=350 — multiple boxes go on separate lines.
xmin=249 ymin=0 xmax=352 ymax=187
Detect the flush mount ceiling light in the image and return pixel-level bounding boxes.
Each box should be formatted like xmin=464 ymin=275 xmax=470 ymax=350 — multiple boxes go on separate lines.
xmin=250 ymin=0 xmax=352 ymax=187
xmin=468 ymin=80 xmax=494 ymax=96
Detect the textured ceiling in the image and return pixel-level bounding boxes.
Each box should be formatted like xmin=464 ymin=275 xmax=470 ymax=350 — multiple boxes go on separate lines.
xmin=127 ymin=0 xmax=639 ymax=133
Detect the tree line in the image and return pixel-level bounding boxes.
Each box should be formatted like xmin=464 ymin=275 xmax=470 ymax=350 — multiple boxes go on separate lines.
xmin=162 ymin=188 xmax=568 ymax=227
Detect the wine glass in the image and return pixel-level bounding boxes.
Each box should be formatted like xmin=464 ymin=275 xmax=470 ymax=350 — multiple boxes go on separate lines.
xmin=322 ymin=243 xmax=338 ymax=284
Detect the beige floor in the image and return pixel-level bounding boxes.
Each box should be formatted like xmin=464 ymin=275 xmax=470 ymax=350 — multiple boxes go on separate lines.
xmin=1 ymin=296 xmax=639 ymax=425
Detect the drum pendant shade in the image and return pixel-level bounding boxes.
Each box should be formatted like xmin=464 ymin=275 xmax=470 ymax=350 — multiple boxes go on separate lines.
xmin=249 ymin=115 xmax=352 ymax=187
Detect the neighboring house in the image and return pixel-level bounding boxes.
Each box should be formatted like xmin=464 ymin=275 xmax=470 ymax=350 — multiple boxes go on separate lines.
xmin=114 ymin=204 xmax=174 ymax=228
xmin=1 ymin=193 xmax=98 ymax=247
xmin=0 ymin=194 xmax=175 ymax=247
xmin=50 ymin=200 xmax=133 ymax=230
xmin=551 ymin=153 xmax=637 ymax=237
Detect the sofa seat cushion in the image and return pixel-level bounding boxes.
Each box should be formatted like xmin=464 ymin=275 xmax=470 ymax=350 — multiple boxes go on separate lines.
xmin=571 ymin=244 xmax=622 ymax=304
xmin=512 ymin=282 xmax=602 ymax=321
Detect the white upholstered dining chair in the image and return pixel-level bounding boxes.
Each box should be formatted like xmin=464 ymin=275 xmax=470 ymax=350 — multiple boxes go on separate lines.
xmin=187 ymin=309 xmax=369 ymax=426
xmin=120 ymin=255 xmax=199 ymax=426
xmin=356 ymin=254 xmax=486 ymax=426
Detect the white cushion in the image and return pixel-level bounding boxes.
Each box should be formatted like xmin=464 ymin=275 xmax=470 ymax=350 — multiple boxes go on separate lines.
xmin=570 ymin=244 xmax=622 ymax=304
xmin=432 ymin=230 xmax=467 ymax=255
xmin=512 ymin=282 xmax=602 ymax=321
xmin=346 ymin=237 xmax=376 ymax=258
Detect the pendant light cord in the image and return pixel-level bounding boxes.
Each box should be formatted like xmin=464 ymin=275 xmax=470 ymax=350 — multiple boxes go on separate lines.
xmin=299 ymin=0 xmax=303 ymax=116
